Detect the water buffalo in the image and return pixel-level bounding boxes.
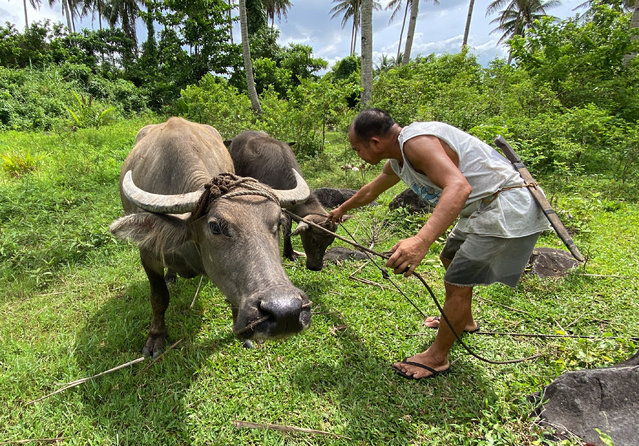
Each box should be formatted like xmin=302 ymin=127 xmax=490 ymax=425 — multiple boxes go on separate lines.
xmin=227 ymin=131 xmax=341 ymax=271
xmin=109 ymin=118 xmax=312 ymax=357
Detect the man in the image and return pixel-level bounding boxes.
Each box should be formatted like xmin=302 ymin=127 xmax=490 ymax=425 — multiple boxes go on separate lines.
xmin=327 ymin=109 xmax=549 ymax=380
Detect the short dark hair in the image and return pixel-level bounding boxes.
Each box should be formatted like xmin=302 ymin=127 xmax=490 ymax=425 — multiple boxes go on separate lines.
xmin=351 ymin=108 xmax=395 ymax=140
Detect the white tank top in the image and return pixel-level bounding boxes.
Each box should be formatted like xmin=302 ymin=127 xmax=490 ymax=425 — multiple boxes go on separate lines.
xmin=389 ymin=122 xmax=549 ymax=237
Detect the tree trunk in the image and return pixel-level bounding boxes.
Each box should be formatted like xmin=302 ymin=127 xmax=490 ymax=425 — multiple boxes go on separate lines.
xmin=462 ymin=0 xmax=475 ymax=49
xmin=402 ymin=0 xmax=418 ymax=65
xmin=624 ymin=0 xmax=639 ymax=64
xmin=63 ymin=0 xmax=72 ymax=31
xmin=361 ymin=0 xmax=373 ymax=106
xmin=396 ymin=1 xmax=409 ymax=62
xmin=98 ymin=0 xmax=103 ymax=31
xmin=239 ymin=0 xmax=262 ymax=113
xmin=23 ymin=0 xmax=29 ymax=31
xmin=228 ymin=0 xmax=234 ymax=44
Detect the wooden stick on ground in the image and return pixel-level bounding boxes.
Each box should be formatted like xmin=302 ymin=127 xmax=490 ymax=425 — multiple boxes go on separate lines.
xmin=0 ymin=438 xmax=66 ymax=445
xmin=26 ymin=357 xmax=146 ymax=405
xmin=233 ymin=420 xmax=351 ymax=440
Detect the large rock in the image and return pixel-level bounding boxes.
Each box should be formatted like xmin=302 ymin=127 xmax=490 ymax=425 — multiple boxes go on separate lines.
xmin=323 ymin=247 xmax=368 ymax=264
xmin=388 ymin=188 xmax=433 ymax=213
xmin=313 ymin=187 xmax=358 ymax=209
xmin=535 ymin=359 xmax=639 ymax=445
xmin=526 ymin=247 xmax=580 ymax=278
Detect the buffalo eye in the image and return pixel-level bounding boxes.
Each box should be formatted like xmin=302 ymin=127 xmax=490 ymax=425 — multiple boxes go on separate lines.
xmin=208 ymin=219 xmax=228 ymax=236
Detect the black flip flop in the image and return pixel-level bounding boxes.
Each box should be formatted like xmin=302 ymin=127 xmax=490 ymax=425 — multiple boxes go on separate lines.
xmin=393 ymin=358 xmax=451 ymax=380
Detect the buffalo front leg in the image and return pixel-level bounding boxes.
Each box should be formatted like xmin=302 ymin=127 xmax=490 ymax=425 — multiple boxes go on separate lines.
xmin=141 ymin=254 xmax=170 ymax=358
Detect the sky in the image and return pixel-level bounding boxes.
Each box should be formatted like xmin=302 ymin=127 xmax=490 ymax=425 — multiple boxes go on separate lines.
xmin=0 ymin=0 xmax=585 ymax=68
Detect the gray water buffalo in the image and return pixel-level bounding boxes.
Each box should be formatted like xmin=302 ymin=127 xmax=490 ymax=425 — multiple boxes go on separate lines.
xmin=227 ymin=131 xmax=340 ymax=271
xmin=109 ymin=118 xmax=312 ymax=357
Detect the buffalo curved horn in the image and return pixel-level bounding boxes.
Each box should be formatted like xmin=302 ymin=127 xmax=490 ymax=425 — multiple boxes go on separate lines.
xmin=274 ymin=169 xmax=310 ymax=208
xmin=122 ymin=170 xmax=203 ymax=214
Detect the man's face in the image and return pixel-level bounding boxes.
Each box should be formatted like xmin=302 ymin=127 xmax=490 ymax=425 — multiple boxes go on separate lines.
xmin=348 ymin=128 xmax=381 ymax=165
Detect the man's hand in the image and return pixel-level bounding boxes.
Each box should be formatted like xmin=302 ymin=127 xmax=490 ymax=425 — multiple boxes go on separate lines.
xmin=326 ymin=207 xmax=346 ymax=223
xmin=385 ymin=236 xmax=430 ymax=277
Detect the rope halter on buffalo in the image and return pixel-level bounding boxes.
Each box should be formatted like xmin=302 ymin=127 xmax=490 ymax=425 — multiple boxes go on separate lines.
xmin=189 ymin=173 xmax=281 ymax=221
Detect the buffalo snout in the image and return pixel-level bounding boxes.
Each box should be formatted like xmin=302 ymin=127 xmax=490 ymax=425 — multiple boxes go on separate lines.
xmin=235 ymin=287 xmax=311 ymax=340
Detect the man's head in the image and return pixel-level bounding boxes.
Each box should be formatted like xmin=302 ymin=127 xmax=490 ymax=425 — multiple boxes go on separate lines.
xmin=348 ymin=109 xmax=396 ymax=165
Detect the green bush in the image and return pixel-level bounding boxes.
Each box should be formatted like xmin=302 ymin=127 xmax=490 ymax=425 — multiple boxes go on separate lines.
xmin=176 ymin=74 xmax=254 ymax=138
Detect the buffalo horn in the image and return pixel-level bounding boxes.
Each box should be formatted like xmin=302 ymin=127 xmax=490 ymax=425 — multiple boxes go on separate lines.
xmin=274 ymin=169 xmax=310 ymax=207
xmin=122 ymin=170 xmax=203 ymax=214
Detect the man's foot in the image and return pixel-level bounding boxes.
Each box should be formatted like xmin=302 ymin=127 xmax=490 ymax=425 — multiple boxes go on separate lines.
xmin=423 ymin=315 xmax=479 ymax=333
xmin=392 ymin=353 xmax=450 ymax=380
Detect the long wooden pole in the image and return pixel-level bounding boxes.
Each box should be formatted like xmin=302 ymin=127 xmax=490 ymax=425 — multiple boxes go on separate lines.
xmin=493 ymin=135 xmax=585 ymax=262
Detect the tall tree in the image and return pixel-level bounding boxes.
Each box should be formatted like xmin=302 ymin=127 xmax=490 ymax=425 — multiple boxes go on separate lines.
xmin=103 ymin=0 xmax=145 ymax=46
xmin=239 ymin=0 xmax=262 ymax=113
xmin=402 ymin=0 xmax=439 ymax=65
xmin=487 ymin=0 xmax=560 ymax=63
xmin=360 ymin=0 xmax=373 ymax=106
xmin=263 ymin=0 xmax=291 ymax=27
xmin=330 ymin=0 xmax=361 ymax=56
xmin=386 ymin=0 xmax=410 ymax=63
xmin=624 ymin=0 xmax=639 ymax=63
xmin=462 ymin=0 xmax=476 ymax=49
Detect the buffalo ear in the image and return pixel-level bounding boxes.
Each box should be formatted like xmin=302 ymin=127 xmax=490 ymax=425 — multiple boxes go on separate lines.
xmin=291 ymin=221 xmax=309 ymax=236
xmin=110 ymin=212 xmax=190 ymax=256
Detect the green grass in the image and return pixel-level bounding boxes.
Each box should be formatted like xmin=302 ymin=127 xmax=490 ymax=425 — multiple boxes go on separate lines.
xmin=0 ymin=121 xmax=637 ymax=445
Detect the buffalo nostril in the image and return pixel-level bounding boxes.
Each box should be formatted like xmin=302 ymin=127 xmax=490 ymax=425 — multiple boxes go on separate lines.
xmin=259 ymin=297 xmax=302 ymax=324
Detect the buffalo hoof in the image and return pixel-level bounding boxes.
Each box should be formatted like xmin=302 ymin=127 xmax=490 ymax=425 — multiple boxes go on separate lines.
xmin=164 ymin=269 xmax=177 ymax=284
xmin=243 ymin=339 xmax=255 ymax=349
xmin=142 ymin=335 xmax=166 ymax=358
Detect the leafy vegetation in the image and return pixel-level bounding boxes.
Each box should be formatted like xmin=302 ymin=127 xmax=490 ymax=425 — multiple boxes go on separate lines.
xmin=1 ymin=0 xmax=638 ymax=443
xmin=0 ymin=121 xmax=636 ymax=445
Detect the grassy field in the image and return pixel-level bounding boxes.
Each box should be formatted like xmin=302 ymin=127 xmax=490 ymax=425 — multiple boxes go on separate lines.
xmin=0 ymin=120 xmax=637 ymax=445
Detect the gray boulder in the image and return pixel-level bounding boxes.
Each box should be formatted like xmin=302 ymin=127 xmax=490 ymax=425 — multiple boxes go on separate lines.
xmin=535 ymin=359 xmax=639 ymax=445
xmin=313 ymin=188 xmax=358 ymax=209
xmin=389 ymin=189 xmax=433 ymax=213
xmin=526 ymin=247 xmax=580 ymax=278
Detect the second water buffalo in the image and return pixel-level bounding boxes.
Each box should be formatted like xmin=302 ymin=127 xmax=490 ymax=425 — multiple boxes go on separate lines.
xmin=228 ymin=131 xmax=338 ymax=271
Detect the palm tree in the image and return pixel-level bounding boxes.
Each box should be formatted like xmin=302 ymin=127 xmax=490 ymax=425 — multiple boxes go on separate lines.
xmin=330 ymin=0 xmax=361 ymax=56
xmin=487 ymin=0 xmax=560 ymax=63
xmin=401 ymin=0 xmax=439 ymax=65
xmin=386 ymin=0 xmax=410 ymax=63
xmin=462 ymin=0 xmax=476 ymax=49
xmin=263 ymin=0 xmax=291 ymax=27
xmin=78 ymin=0 xmax=105 ymax=31
xmin=239 ymin=0 xmax=262 ymax=113
xmin=330 ymin=0 xmax=381 ymax=56
xmin=22 ymin=0 xmax=38 ymax=30
xmin=103 ymin=0 xmax=145 ymax=46
xmin=361 ymin=0 xmax=373 ymax=106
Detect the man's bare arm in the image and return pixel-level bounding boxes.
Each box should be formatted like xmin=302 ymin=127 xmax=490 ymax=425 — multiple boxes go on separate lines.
xmin=327 ymin=161 xmax=400 ymax=222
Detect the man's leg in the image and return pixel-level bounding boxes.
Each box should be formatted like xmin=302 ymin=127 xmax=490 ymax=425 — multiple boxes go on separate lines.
xmin=423 ymin=256 xmax=477 ymax=332
xmin=393 ymin=282 xmax=473 ymax=379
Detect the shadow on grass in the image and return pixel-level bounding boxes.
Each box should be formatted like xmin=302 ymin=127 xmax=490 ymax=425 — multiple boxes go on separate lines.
xmin=288 ymin=275 xmax=499 ymax=444
xmin=71 ymin=273 xmax=237 ymax=443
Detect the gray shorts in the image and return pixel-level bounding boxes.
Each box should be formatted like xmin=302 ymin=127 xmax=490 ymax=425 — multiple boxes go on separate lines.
xmin=441 ymin=228 xmax=541 ymax=288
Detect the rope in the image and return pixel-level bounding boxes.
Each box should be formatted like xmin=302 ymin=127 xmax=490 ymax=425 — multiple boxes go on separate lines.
xmin=190 ymin=173 xmax=280 ymax=221
xmin=286 ymin=211 xmax=544 ymax=365
xmin=481 ymin=182 xmax=539 ymax=205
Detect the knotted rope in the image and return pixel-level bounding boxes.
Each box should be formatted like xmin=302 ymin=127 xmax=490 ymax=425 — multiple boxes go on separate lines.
xmin=190 ymin=173 xmax=280 ymax=221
